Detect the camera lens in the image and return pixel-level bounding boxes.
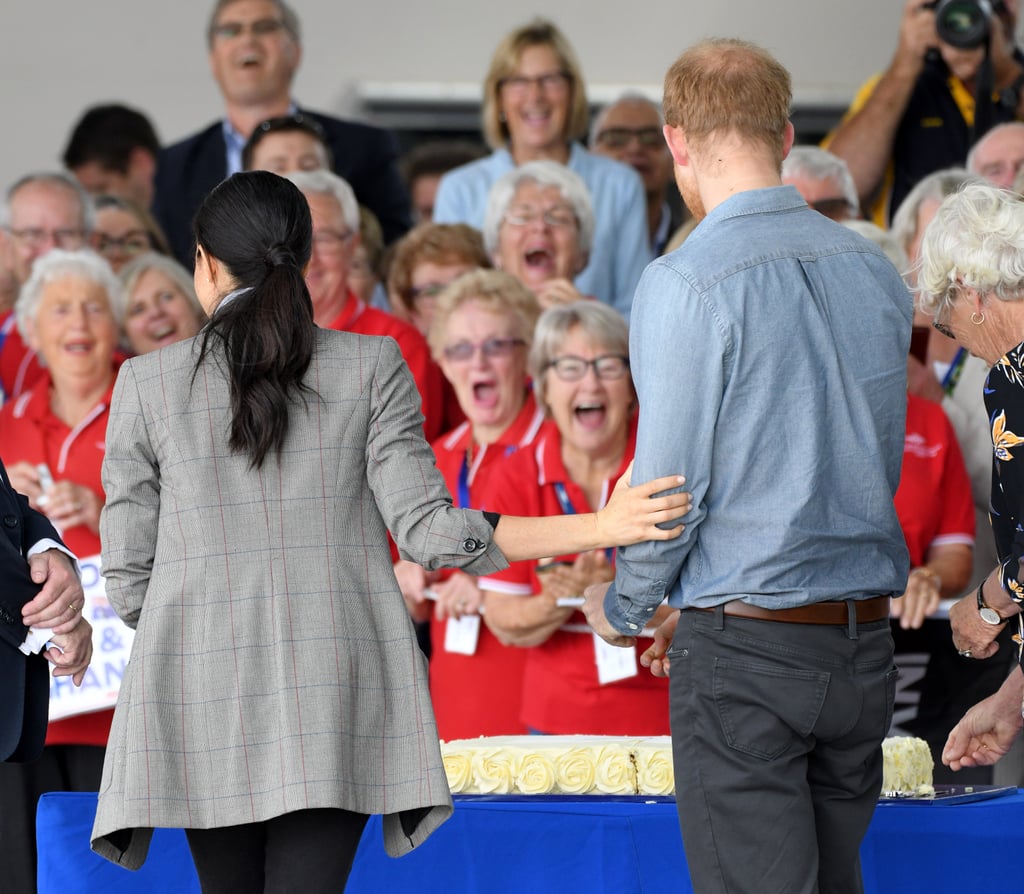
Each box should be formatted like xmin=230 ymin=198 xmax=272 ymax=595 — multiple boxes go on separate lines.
xmin=934 ymin=0 xmax=994 ymax=49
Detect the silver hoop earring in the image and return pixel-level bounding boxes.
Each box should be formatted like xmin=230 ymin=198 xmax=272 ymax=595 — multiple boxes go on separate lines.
xmin=971 ymin=311 xmax=985 ymax=325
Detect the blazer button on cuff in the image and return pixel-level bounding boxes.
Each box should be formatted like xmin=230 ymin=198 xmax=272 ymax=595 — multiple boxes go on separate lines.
xmin=3 ymin=515 xmax=18 ymax=528
xmin=462 ymin=537 xmax=485 ymax=553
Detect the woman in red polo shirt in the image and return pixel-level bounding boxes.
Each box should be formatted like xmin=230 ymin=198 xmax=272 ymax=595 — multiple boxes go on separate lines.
xmin=479 ymin=301 xmax=671 ymax=735
xmin=396 ymin=269 xmax=543 ymax=739
xmin=0 ymin=248 xmax=123 ymax=884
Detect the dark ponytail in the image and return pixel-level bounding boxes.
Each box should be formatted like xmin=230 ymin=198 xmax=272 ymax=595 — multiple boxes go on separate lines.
xmin=192 ymin=171 xmax=316 ymax=468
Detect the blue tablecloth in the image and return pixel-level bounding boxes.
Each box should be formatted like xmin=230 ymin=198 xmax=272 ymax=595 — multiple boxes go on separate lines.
xmin=38 ymin=790 xmax=1024 ymax=893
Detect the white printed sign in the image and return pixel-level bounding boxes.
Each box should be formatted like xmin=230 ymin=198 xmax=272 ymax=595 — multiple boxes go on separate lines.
xmin=48 ymin=554 xmax=135 ymax=721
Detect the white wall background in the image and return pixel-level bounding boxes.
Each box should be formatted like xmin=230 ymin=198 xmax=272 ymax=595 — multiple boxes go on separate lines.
xmin=1 ymin=0 xmax=906 ymax=189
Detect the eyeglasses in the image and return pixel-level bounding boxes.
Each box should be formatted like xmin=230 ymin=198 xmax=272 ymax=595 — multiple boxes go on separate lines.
xmin=312 ymin=229 xmax=354 ymax=254
xmin=498 ymin=70 xmax=571 ymax=95
xmin=932 ymin=300 xmax=956 ymax=339
xmin=596 ymin=127 xmax=663 ymax=150
xmin=408 ymin=282 xmax=450 ymax=305
xmin=7 ymin=227 xmax=87 ymax=251
xmin=95 ymin=231 xmax=151 ymax=256
xmin=503 ymin=206 xmax=577 ymax=229
xmin=807 ymin=197 xmax=855 ymax=222
xmin=212 ymin=18 xmax=287 ymax=40
xmin=546 ymin=354 xmax=629 ymax=381
xmin=442 ymin=337 xmax=525 ymax=363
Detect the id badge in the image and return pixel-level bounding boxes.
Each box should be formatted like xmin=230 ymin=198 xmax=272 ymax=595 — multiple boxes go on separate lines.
xmin=444 ymin=615 xmax=481 ymax=655
xmin=594 ymin=632 xmax=637 ymax=684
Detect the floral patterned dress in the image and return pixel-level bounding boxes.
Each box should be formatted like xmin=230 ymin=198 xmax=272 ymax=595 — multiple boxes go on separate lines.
xmin=984 ymin=344 xmax=1024 ymax=648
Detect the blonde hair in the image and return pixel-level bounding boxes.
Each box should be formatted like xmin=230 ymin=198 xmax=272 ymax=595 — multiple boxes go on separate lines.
xmin=663 ymin=38 xmax=791 ymax=166
xmin=481 ymin=19 xmax=589 ymax=150
xmin=427 ymin=269 xmax=540 ymax=360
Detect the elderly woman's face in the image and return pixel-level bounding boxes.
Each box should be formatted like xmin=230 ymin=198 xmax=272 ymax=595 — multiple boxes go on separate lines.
xmin=26 ymin=275 xmax=118 ymax=381
xmin=497 ymin=182 xmax=582 ymax=292
xmin=543 ymin=324 xmax=633 ymax=457
xmin=438 ymin=299 xmax=528 ymax=436
xmin=499 ymin=43 xmax=571 ymax=156
xmin=125 ymin=268 xmax=204 ymax=355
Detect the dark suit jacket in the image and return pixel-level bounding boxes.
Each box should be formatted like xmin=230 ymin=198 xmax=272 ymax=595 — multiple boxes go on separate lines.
xmin=152 ymin=107 xmax=412 ymax=266
xmin=0 ymin=457 xmax=63 ymax=762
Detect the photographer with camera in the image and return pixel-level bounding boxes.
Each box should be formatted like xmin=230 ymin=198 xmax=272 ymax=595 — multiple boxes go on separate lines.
xmin=828 ymin=0 xmax=1024 ymax=225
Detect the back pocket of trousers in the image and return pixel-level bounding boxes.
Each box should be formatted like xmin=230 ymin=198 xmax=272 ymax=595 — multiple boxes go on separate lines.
xmin=713 ymin=658 xmax=830 ymax=760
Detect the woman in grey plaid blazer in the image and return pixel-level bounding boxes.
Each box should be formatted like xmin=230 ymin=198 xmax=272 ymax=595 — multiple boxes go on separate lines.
xmin=90 ymin=172 xmax=689 ymax=892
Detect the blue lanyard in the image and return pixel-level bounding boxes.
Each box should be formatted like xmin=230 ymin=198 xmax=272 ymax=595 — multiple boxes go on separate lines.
xmin=941 ymin=348 xmax=967 ymax=395
xmin=458 ymin=453 xmax=471 ymax=508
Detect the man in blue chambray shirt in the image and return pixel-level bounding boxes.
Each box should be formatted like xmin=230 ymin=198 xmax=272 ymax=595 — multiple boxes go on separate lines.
xmin=583 ymin=39 xmax=911 ymax=894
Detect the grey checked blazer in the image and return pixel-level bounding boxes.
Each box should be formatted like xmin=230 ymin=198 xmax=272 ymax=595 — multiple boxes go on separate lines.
xmin=91 ymin=329 xmax=507 ymax=869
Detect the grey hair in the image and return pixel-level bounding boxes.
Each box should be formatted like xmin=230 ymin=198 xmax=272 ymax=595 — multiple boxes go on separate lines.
xmin=842 ymin=220 xmax=910 ymax=276
xmin=917 ymin=183 xmax=1024 ymax=313
xmin=781 ymin=146 xmax=860 ymax=217
xmin=482 ymin=160 xmax=595 ymax=258
xmin=529 ymin=300 xmax=629 ymax=409
xmin=206 ymin=0 xmax=300 ymax=47
xmin=119 ymin=251 xmax=206 ymax=323
xmin=16 ymin=249 xmax=125 ymax=341
xmin=588 ymin=91 xmax=664 ymax=149
xmin=1 ymin=171 xmax=96 ymax=232
xmin=965 ymin=122 xmax=1024 ymax=173
xmin=285 ymin=169 xmax=359 ymax=232
xmin=890 ymin=167 xmax=983 ymax=254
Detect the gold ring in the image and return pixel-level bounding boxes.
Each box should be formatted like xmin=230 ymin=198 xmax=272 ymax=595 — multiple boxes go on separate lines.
xmin=69 ymin=602 xmax=79 ymax=613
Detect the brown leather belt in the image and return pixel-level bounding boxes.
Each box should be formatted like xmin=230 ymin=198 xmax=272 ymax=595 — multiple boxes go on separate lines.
xmin=689 ymin=595 xmax=891 ymax=625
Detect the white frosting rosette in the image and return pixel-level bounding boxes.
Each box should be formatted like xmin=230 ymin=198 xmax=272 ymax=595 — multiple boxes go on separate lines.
xmin=516 ymin=751 xmax=558 ymax=794
xmin=441 ymin=749 xmax=473 ymax=794
xmin=470 ymin=748 xmax=518 ymax=794
xmin=554 ymin=747 xmax=598 ymax=794
xmin=593 ymin=744 xmax=637 ymax=795
xmin=634 ymin=745 xmax=674 ymax=795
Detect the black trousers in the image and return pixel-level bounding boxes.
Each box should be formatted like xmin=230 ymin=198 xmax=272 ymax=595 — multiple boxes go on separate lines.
xmin=185 ymin=808 xmax=369 ymax=894
xmin=0 ymin=744 xmax=106 ymax=894
xmin=670 ymin=606 xmax=895 ymax=894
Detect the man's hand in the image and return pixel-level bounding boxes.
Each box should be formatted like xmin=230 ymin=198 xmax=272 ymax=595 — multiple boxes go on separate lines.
xmin=22 ymin=549 xmax=84 ymax=634
xmin=44 ymin=620 xmax=93 ymax=687
xmin=582 ymin=581 xmax=636 ymax=647
xmin=639 ymin=612 xmax=680 ymax=678
xmin=893 ymin=0 xmax=939 ymax=78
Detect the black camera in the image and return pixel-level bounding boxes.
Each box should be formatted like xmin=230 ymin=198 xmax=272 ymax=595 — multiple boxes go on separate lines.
xmin=927 ymin=0 xmax=1000 ymax=50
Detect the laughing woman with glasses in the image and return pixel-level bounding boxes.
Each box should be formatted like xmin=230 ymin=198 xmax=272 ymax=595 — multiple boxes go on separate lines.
xmin=477 ymin=301 xmax=674 ymax=736
xmin=432 ymin=19 xmax=648 ymax=320
xmin=396 ymin=269 xmax=544 ymax=739
xmin=483 ymin=160 xmax=594 ymax=312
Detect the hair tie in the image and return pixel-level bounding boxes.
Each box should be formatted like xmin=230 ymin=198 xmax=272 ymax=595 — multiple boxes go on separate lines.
xmin=264 ymin=244 xmax=297 ymax=270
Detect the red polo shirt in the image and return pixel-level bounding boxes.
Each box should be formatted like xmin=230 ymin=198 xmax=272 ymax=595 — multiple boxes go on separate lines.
xmin=478 ymin=417 xmax=670 ymax=736
xmin=895 ymin=393 xmax=974 ymax=566
xmin=0 ymin=373 xmax=115 ymax=746
xmin=325 ymin=296 xmax=446 ymax=441
xmin=428 ymin=393 xmax=544 ymax=739
xmin=0 ymin=311 xmax=45 ymax=403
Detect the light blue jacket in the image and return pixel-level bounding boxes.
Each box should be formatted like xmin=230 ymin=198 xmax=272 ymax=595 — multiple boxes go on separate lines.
xmin=433 ymin=143 xmax=649 ymax=320
xmin=605 ymin=186 xmax=912 ymax=634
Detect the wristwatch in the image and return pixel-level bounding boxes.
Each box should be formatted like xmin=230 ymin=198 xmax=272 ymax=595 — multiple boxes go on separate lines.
xmin=977 ymin=580 xmax=1012 ymax=626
